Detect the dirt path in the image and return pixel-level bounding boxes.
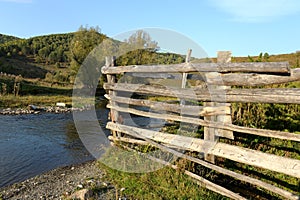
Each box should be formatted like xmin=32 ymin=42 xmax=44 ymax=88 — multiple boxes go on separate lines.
xmin=0 ymin=161 xmax=115 ymax=200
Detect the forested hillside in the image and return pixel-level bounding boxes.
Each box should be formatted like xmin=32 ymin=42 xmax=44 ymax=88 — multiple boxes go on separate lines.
xmin=0 ymin=34 xmax=20 ymax=44
xmin=0 ymin=33 xmax=74 ymax=64
xmin=0 ymin=27 xmax=299 ymax=81
xmin=0 ymin=27 xmax=185 ymax=81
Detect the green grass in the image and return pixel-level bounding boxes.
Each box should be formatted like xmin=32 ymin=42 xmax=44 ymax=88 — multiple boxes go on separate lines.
xmin=0 ymin=75 xmax=74 ymax=108
xmin=0 ymin=57 xmax=48 ymax=79
xmin=0 ymin=94 xmax=72 ymax=108
xmin=98 ymin=162 xmax=227 ymax=200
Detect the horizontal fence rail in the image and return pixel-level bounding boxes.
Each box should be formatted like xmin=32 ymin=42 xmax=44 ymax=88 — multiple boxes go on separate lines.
xmin=102 ymin=52 xmax=300 ymax=199
xmin=104 ymin=83 xmax=300 ymax=104
xmin=102 ymin=61 xmax=290 ymax=74
xmin=104 ymin=94 xmax=231 ymax=116
xmin=127 ymin=68 xmax=300 ymax=86
xmin=106 ymin=122 xmax=300 ymax=178
xmin=106 ymin=102 xmax=300 ymax=142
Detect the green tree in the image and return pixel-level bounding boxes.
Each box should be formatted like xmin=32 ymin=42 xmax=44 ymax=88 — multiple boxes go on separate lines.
xmin=70 ymin=25 xmax=106 ymax=74
xmin=263 ymin=52 xmax=269 ymax=61
xmin=48 ymin=51 xmax=59 ymax=64
xmin=257 ymin=52 xmax=263 ymax=62
xmin=38 ymin=46 xmax=50 ymax=62
xmin=126 ymin=30 xmax=158 ymax=50
xmin=120 ymin=30 xmax=159 ymax=65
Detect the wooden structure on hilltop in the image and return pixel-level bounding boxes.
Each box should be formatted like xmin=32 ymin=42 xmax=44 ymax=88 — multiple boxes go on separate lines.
xmin=102 ymin=51 xmax=300 ymax=200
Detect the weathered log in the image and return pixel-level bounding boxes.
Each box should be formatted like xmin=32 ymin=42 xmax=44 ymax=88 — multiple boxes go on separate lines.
xmin=106 ymin=56 xmax=119 ymax=137
xmin=101 ymin=62 xmax=290 ymax=74
xmin=120 ymin=144 xmax=247 ymax=200
xmin=106 ymin=104 xmax=300 ymax=142
xmin=126 ymin=68 xmax=300 ymax=86
xmin=205 ymin=68 xmax=300 ymax=86
xmin=105 ymin=94 xmax=230 ymax=116
xmin=108 ymin=135 xmax=148 ymax=145
xmin=204 ymin=51 xmax=234 ymax=164
xmin=106 ymin=122 xmax=300 ymax=179
xmin=116 ymin=129 xmax=299 ymax=200
xmin=104 ymin=83 xmax=300 ymax=104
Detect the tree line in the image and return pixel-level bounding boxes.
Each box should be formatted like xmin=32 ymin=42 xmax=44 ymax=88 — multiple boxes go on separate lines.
xmin=0 ymin=32 xmax=74 ymax=65
xmin=0 ymin=27 xmax=185 ymax=85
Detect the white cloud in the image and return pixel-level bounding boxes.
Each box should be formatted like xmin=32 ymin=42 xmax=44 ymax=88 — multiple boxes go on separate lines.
xmin=210 ymin=0 xmax=300 ymax=22
xmin=0 ymin=0 xmax=32 ymax=3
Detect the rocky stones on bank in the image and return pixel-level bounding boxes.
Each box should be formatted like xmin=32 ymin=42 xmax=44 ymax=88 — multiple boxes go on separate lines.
xmin=69 ymin=189 xmax=93 ymax=200
xmin=0 ymin=161 xmax=115 ymax=200
xmin=0 ymin=105 xmax=88 ymax=115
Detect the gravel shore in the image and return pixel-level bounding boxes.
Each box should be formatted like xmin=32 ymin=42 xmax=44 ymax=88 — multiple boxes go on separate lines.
xmin=0 ymin=161 xmax=115 ymax=200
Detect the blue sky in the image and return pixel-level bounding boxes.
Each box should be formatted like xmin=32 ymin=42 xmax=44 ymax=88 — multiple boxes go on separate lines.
xmin=1 ymin=0 xmax=300 ymax=57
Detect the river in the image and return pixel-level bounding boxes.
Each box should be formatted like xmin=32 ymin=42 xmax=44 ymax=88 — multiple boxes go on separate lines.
xmin=0 ymin=108 xmax=110 ymax=188
xmin=0 ymin=100 xmax=165 ymax=188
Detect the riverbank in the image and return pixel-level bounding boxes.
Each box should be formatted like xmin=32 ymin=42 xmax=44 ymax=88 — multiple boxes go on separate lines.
xmin=0 ymin=160 xmax=115 ymax=200
xmin=0 ymin=105 xmax=88 ymax=115
xmin=0 ymin=94 xmax=106 ymax=115
xmin=0 ymin=95 xmax=72 ymax=109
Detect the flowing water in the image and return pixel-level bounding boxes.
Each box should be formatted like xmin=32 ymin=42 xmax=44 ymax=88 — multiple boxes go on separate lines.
xmin=0 ymin=108 xmax=110 ymax=188
xmin=0 ymin=101 xmax=164 ymax=188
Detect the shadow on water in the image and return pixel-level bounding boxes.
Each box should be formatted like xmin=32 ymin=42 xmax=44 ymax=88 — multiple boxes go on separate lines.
xmin=0 ymin=97 xmax=163 ymax=188
xmin=0 ymin=99 xmax=110 ymax=188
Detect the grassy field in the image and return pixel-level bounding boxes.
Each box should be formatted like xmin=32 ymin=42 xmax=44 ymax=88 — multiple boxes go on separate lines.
xmin=98 ymin=162 xmax=227 ymax=200
xmin=0 ymin=94 xmax=72 ymax=108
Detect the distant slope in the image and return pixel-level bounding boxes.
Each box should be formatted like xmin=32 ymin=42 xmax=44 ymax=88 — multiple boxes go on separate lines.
xmin=0 ymin=31 xmax=299 ymax=80
xmin=0 ymin=32 xmax=76 ymax=78
xmin=0 ymin=34 xmax=20 ymax=44
xmin=208 ymin=52 xmax=300 ymax=68
xmin=0 ymin=57 xmax=48 ymax=78
xmin=0 ymin=31 xmax=107 ymax=79
xmin=232 ymin=53 xmax=300 ymax=67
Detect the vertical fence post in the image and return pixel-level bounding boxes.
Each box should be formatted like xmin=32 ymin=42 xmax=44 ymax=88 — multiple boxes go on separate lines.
xmin=181 ymin=49 xmax=192 ymax=105
xmin=216 ymin=51 xmax=233 ymax=140
xmin=204 ymin=51 xmax=233 ymax=163
xmin=204 ymin=103 xmax=216 ymax=163
xmin=105 ymin=56 xmax=119 ymax=138
xmin=179 ymin=49 xmax=195 ymax=134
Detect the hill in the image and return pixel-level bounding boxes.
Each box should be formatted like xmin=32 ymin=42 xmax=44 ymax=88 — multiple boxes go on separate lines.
xmin=0 ymin=34 xmax=20 ymax=44
xmin=0 ymin=32 xmax=75 ymax=65
xmin=232 ymin=52 xmax=300 ymax=67
xmin=0 ymin=30 xmax=95 ymax=80
xmin=0 ymin=30 xmax=299 ymax=81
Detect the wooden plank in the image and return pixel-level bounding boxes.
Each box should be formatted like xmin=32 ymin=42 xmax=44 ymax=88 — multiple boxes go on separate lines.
xmin=106 ymin=104 xmax=300 ymax=142
xmin=106 ymin=122 xmax=300 ymax=178
xmin=215 ymin=51 xmax=234 ymax=139
xmin=180 ymin=49 xmax=192 ymax=106
xmin=129 ymin=72 xmax=180 ymax=79
xmin=127 ymin=68 xmax=300 ymax=86
xmin=104 ymin=83 xmax=300 ymax=104
xmin=105 ymin=94 xmax=230 ymax=116
xmin=181 ymin=49 xmax=192 ymax=88
xmin=204 ymin=101 xmax=217 ymax=163
xmin=120 ymin=144 xmax=247 ymax=200
xmin=117 ymin=130 xmax=299 ymax=200
xmin=101 ymin=62 xmax=290 ymax=74
xmin=205 ymin=68 xmax=300 ymax=86
xmin=108 ymin=135 xmax=148 ymax=145
xmin=109 ymin=136 xmax=185 ymax=149
xmin=184 ymin=169 xmax=247 ymax=200
xmin=105 ymin=56 xmax=119 ymax=138
xmin=204 ymin=51 xmax=234 ymax=163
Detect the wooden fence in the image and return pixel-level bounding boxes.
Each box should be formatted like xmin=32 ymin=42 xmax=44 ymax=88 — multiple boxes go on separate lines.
xmin=102 ymin=51 xmax=300 ymax=200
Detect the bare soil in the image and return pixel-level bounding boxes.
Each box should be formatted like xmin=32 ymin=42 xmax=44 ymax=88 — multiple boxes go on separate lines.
xmin=0 ymin=161 xmax=115 ymax=200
